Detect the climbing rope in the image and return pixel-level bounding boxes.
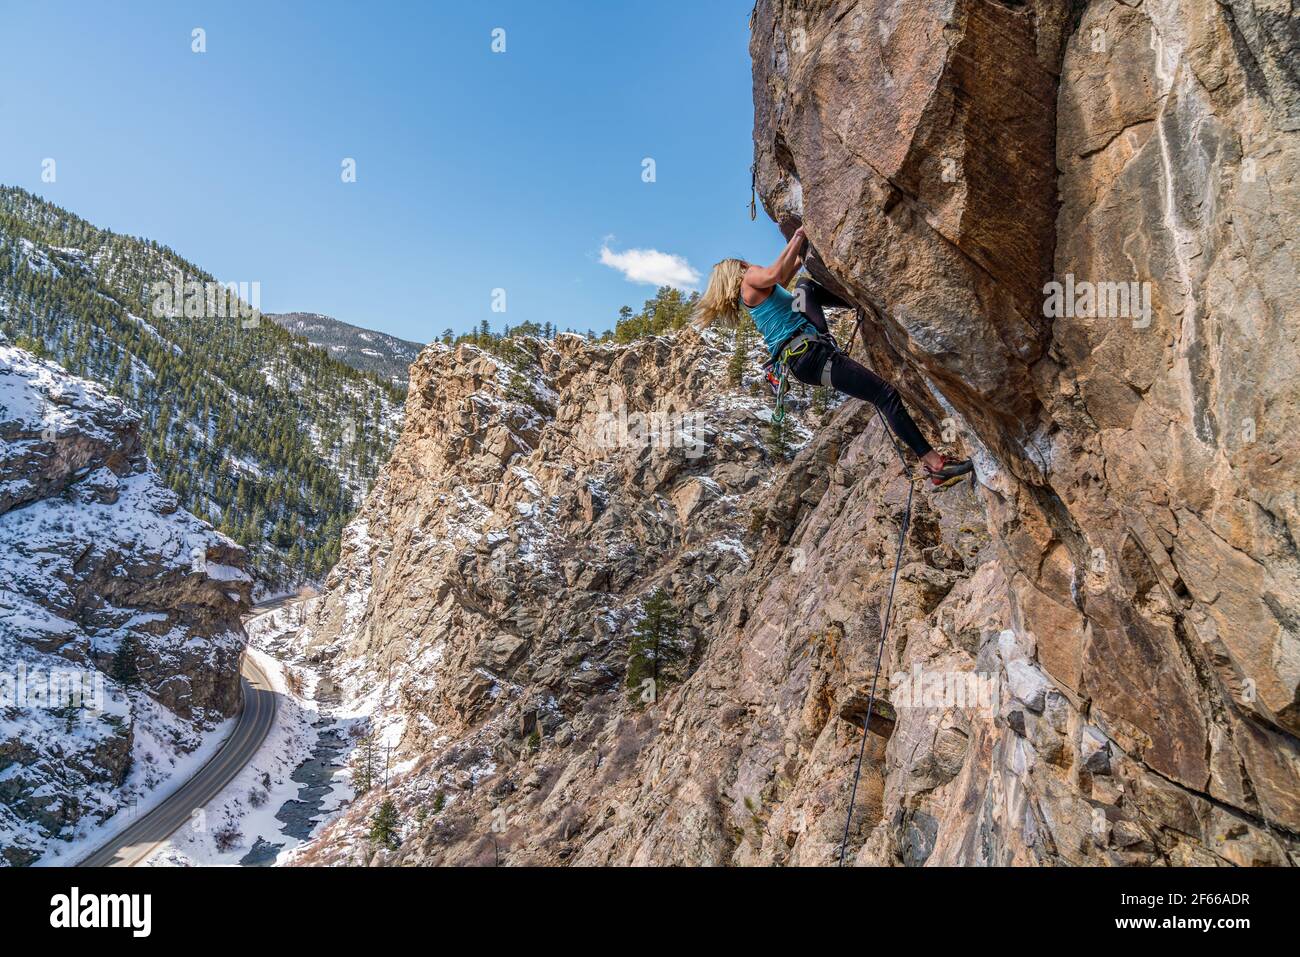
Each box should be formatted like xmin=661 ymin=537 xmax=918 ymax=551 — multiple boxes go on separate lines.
xmin=837 ymin=308 xmax=915 ymax=866
xmin=837 ymin=408 xmax=913 ymax=866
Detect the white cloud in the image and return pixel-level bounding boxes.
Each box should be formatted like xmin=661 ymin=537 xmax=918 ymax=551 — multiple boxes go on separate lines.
xmin=599 ymin=244 xmax=701 ymax=292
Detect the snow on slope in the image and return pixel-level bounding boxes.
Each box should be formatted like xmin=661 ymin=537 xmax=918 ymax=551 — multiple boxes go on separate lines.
xmin=0 ymin=345 xmax=252 ymax=865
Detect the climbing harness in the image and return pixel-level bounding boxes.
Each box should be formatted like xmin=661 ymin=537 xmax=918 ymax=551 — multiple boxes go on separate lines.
xmin=764 ymin=328 xmax=837 ymax=425
xmin=838 ymin=406 xmax=913 ymax=866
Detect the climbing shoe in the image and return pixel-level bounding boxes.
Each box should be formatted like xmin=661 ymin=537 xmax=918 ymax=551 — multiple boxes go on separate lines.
xmin=925 ymin=455 xmax=973 ymax=490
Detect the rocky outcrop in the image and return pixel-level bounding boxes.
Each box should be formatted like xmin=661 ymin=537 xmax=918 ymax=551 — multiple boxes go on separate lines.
xmin=0 ymin=346 xmax=250 ymax=864
xmin=751 ymin=0 xmax=1298 ymax=862
xmin=286 ymin=0 xmax=1296 ymax=867
xmin=261 ymin=332 xmax=805 ymax=864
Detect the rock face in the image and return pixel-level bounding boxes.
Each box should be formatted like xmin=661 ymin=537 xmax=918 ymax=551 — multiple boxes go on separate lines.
xmin=266 ymin=333 xmax=809 ymax=864
xmin=291 ymin=0 xmax=1296 ymax=866
xmin=751 ymin=0 xmax=1298 ymax=862
xmin=0 ymin=346 xmax=250 ymax=864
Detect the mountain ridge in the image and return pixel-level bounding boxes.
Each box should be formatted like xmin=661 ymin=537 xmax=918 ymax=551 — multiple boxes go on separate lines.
xmin=0 ymin=185 xmax=405 ymax=589
xmin=267 ymin=312 xmax=424 ymax=387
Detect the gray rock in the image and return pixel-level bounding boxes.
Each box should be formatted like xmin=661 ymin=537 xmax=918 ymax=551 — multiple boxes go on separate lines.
xmin=1005 ymin=660 xmax=1050 ymax=714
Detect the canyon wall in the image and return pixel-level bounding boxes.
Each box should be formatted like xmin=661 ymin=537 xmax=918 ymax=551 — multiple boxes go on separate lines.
xmin=751 ymin=0 xmax=1298 ymax=861
xmin=0 ymin=346 xmax=250 ymax=864
xmin=293 ymin=0 xmax=1297 ymax=865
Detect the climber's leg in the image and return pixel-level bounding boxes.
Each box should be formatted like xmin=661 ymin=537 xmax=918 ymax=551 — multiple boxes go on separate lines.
xmin=824 ymin=353 xmax=933 ymax=459
xmin=785 ymin=321 xmax=974 ymax=488
xmin=794 ymin=277 xmax=851 ymax=336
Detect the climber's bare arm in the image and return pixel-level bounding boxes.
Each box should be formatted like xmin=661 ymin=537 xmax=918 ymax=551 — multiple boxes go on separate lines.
xmin=743 ymin=227 xmax=806 ymax=295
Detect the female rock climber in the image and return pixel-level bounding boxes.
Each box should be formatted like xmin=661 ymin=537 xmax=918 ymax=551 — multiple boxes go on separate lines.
xmin=695 ymin=226 xmax=972 ymax=489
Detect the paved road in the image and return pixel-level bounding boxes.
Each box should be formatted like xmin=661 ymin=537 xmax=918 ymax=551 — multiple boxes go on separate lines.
xmin=79 ymin=651 xmax=278 ymax=867
xmin=249 ymin=592 xmax=310 ymax=616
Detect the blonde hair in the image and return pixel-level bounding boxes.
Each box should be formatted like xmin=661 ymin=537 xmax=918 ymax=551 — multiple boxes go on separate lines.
xmin=693 ymin=258 xmax=747 ymax=329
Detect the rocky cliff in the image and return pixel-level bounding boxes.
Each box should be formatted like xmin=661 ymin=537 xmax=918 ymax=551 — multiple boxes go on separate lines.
xmin=0 ymin=346 xmax=251 ymax=864
xmin=285 ymin=0 xmax=1296 ymax=866
xmin=749 ymin=0 xmax=1298 ymax=862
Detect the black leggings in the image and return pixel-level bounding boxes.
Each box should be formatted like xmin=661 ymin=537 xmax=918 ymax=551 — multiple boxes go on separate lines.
xmin=786 ymin=278 xmax=934 ymax=458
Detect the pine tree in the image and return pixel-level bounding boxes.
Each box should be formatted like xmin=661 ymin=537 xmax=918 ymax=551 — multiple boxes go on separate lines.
xmin=625 ymin=587 xmax=687 ymax=706
xmin=766 ymin=415 xmax=791 ymax=460
xmin=368 ymin=797 xmax=400 ymax=850
xmin=110 ymin=634 xmax=141 ymax=687
xmin=352 ymin=735 xmax=376 ymax=795
xmin=728 ymin=314 xmax=754 ymax=388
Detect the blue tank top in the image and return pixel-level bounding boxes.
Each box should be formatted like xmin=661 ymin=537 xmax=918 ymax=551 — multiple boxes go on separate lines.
xmin=745 ymin=284 xmax=812 ymax=357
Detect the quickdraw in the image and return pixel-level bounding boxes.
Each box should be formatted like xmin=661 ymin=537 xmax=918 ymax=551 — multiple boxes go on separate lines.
xmin=762 ymin=356 xmax=789 ymax=424
xmin=764 ymin=335 xmax=817 ymax=425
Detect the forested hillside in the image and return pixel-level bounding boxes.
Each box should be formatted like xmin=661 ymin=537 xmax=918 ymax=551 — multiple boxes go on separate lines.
xmin=0 ymin=186 xmax=405 ymax=588
xmin=269 ymin=312 xmax=424 ymax=386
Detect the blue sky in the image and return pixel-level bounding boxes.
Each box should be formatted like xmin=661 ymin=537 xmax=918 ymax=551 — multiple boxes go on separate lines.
xmin=0 ymin=1 xmax=783 ymax=342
